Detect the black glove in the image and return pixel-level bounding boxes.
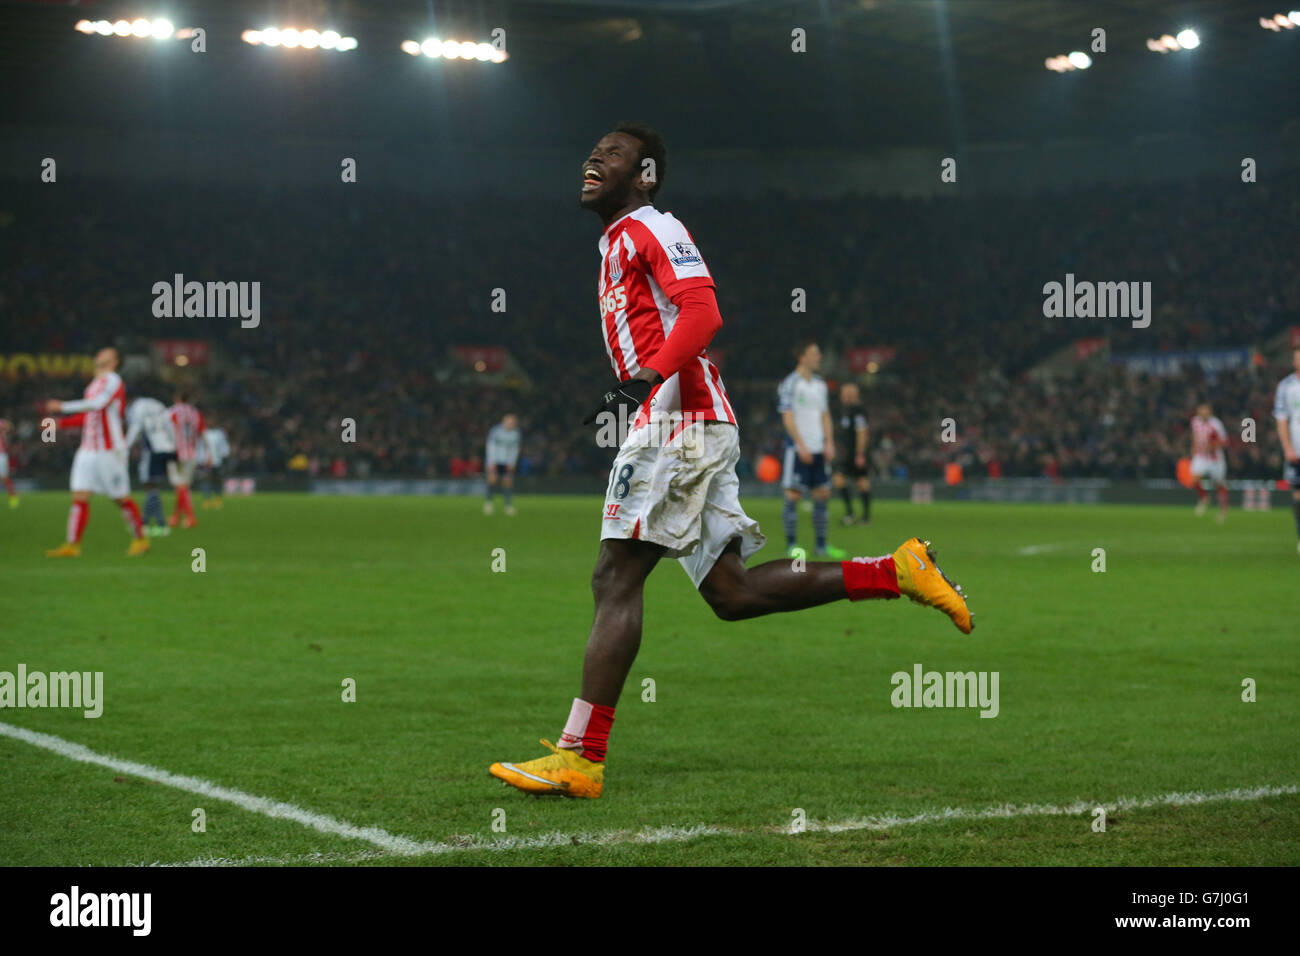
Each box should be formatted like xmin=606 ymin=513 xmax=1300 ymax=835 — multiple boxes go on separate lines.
xmin=582 ymin=378 xmax=653 ymax=426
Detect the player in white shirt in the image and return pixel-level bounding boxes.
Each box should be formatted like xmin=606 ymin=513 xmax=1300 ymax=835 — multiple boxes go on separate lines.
xmin=43 ymin=347 xmax=150 ymax=557
xmin=483 ymin=414 xmax=521 ymax=516
xmin=124 ymin=395 xmax=175 ymax=536
xmin=777 ymin=342 xmax=845 ymax=558
xmin=197 ymin=425 xmax=231 ymax=509
xmin=1189 ymin=402 xmax=1229 ymax=523
xmin=1274 ymin=345 xmax=1300 ymax=555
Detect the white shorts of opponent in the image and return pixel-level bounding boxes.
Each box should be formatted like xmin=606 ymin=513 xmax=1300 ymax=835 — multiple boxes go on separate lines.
xmin=600 ymin=418 xmax=766 ymax=589
xmin=70 ymin=449 xmax=130 ymax=498
xmin=1190 ymin=455 xmax=1226 ymax=484
xmin=168 ymin=458 xmax=197 ymax=487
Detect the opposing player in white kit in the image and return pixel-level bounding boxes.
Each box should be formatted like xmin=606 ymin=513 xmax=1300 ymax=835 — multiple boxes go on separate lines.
xmin=197 ymin=424 xmax=231 ymax=509
xmin=489 ymin=124 xmax=973 ymax=799
xmin=43 ymin=347 xmax=150 ymax=557
xmin=125 ymin=394 xmax=176 ymax=536
xmin=483 ymin=414 xmax=521 ymax=516
xmin=778 ymin=341 xmax=845 ymax=558
xmin=1274 ymin=345 xmax=1300 ymax=555
xmin=1189 ymin=402 xmax=1229 ymax=523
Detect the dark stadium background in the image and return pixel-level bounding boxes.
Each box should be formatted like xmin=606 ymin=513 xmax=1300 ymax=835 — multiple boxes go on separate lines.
xmin=2 ymin=0 xmax=1297 ymax=496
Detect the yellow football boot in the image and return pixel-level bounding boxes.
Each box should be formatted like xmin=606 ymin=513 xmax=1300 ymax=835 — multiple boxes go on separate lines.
xmin=125 ymin=538 xmax=151 ymax=557
xmin=892 ymin=537 xmax=973 ymax=634
xmin=45 ymin=542 xmax=81 ymax=558
xmin=489 ymin=738 xmax=604 ymax=798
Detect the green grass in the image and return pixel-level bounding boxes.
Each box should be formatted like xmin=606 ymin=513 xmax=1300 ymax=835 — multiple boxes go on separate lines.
xmin=1 ymin=492 xmax=1296 ymax=866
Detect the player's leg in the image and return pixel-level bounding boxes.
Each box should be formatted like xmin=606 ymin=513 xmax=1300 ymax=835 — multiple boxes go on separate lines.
xmin=1292 ymin=488 xmax=1300 ymax=555
xmin=0 ymin=455 xmax=16 ymax=506
xmin=1193 ymin=462 xmax=1208 ymax=514
xmin=49 ymin=450 xmax=97 ymax=556
xmin=502 ymin=466 xmax=516 ymax=515
xmin=783 ymin=487 xmax=802 ymax=554
xmin=115 ymin=494 xmax=149 ymax=554
xmin=579 ymin=538 xmax=664 ymax=707
xmin=487 ymin=537 xmax=663 ymax=799
xmin=48 ymin=489 xmax=91 ymax=557
xmin=810 ymin=459 xmax=844 ymax=557
xmin=483 ymin=464 xmax=497 ymax=514
xmin=834 ymin=469 xmax=854 ymax=525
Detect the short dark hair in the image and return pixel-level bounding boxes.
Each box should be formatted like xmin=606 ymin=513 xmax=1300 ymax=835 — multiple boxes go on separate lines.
xmin=795 ymin=339 xmax=819 ymax=360
xmin=614 ymin=121 xmax=667 ymax=201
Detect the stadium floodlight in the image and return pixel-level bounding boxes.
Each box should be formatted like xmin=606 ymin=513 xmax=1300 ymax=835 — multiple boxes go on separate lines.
xmin=280 ymin=28 xmax=300 ymax=48
xmin=420 ymin=38 xmax=440 ymax=57
xmin=1044 ymin=53 xmax=1085 ymax=72
xmin=261 ymin=27 xmax=281 ymax=47
xmin=441 ymin=39 xmax=461 ymax=58
xmin=1175 ymin=29 xmax=1199 ymax=49
xmin=338 ymin=37 xmax=357 ymax=51
xmin=242 ymin=29 xmax=262 ymax=45
xmin=113 ymin=20 xmax=132 ymax=37
xmin=94 ymin=20 xmax=114 ymax=36
xmin=475 ymin=43 xmax=494 ymax=61
xmin=300 ymin=29 xmax=320 ymax=49
xmin=75 ymin=20 xmax=94 ymax=34
xmin=151 ymin=19 xmax=174 ymax=40
xmin=1291 ymin=11 xmax=1300 ymax=25
xmin=402 ymin=40 xmax=421 ymax=55
xmin=131 ymin=18 xmax=151 ymax=38
xmin=319 ymin=30 xmax=341 ymax=49
xmin=1278 ymin=13 xmax=1295 ymax=27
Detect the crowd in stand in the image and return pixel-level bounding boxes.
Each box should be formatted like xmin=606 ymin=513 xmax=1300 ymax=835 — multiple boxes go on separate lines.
xmin=2 ymin=176 xmax=1296 ymax=483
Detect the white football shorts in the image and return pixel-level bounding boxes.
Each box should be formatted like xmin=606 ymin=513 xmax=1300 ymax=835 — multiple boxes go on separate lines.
xmin=168 ymin=458 xmax=197 ymax=487
xmin=600 ymin=418 xmax=766 ymax=589
xmin=70 ymin=449 xmax=130 ymax=498
xmin=1190 ymin=455 xmax=1226 ymax=484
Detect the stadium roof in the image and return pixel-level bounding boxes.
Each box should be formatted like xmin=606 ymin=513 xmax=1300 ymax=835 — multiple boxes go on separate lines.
xmin=1 ymin=0 xmax=1295 ymax=151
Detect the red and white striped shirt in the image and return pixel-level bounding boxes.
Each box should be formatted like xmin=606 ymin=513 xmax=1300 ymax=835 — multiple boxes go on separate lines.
xmin=597 ymin=206 xmax=735 ymax=425
xmin=60 ymin=372 xmax=126 ymax=451
xmin=1191 ymin=415 xmax=1227 ymax=463
xmin=168 ymin=403 xmax=206 ymax=461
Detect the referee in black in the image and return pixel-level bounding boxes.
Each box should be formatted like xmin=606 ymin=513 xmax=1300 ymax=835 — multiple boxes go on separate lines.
xmin=834 ymin=382 xmax=871 ymax=526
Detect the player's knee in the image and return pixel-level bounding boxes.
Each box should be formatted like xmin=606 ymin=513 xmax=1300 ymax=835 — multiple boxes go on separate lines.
xmin=699 ymin=576 xmax=750 ymax=621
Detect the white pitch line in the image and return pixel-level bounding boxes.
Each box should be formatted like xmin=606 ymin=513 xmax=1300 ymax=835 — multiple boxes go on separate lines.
xmin=155 ymin=784 xmax=1298 ymax=867
xmin=0 ymin=721 xmax=430 ymax=856
xmin=1017 ymin=542 xmax=1067 ymax=555
xmin=6 ymin=721 xmax=1294 ymax=866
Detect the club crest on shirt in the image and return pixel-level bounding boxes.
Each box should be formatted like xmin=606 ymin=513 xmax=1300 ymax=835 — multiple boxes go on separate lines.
xmin=607 ymin=254 xmax=623 ymax=283
xmin=667 ymin=241 xmax=701 ymax=267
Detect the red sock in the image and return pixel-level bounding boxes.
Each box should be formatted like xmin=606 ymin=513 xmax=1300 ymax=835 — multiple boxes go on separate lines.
xmin=3 ymin=478 xmax=14 ymax=496
xmin=1217 ymin=486 xmax=1229 ymax=510
xmin=1197 ymin=486 xmax=1207 ymax=502
xmin=179 ymin=486 xmax=196 ymax=521
xmin=842 ymin=555 xmax=901 ymax=600
xmin=557 ymin=697 xmax=617 ymax=763
xmin=118 ymin=499 xmax=144 ymax=538
xmin=66 ymin=501 xmax=89 ymax=543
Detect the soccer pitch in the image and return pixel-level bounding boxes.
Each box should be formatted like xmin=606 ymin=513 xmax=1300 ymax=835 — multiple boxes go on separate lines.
xmin=2 ymin=493 xmax=1296 ymax=867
